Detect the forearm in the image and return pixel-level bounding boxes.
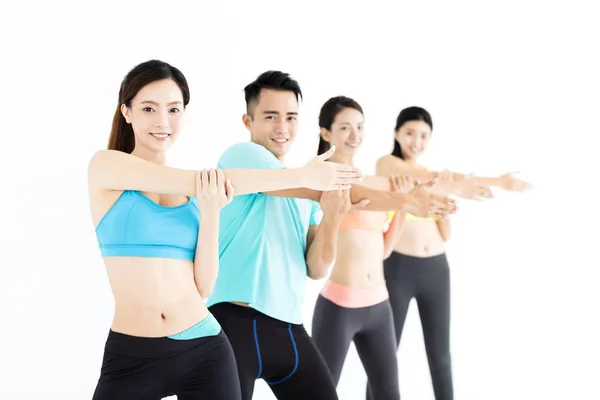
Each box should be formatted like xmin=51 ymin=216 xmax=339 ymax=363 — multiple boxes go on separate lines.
xmin=306 ymin=217 xmax=340 ymax=279
xmin=470 ymin=176 xmax=500 ymax=188
xmin=350 ymin=184 xmax=407 ymax=212
xmin=223 ymin=168 xmax=308 ymax=196
xmin=193 ymin=213 xmax=220 ymax=298
xmin=383 ymin=211 xmax=406 ymax=259
xmin=436 ymin=217 xmax=451 ymax=242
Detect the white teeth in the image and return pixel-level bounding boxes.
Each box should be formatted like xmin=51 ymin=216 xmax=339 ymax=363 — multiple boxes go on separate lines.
xmin=273 ymin=139 xmax=287 ymax=143
xmin=151 ymin=133 xmax=169 ymax=138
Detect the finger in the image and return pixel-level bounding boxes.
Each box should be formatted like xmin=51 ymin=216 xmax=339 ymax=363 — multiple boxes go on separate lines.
xmin=317 ymin=145 xmax=336 ymax=160
xmin=419 ymin=179 xmax=438 ymax=188
xmin=195 ymin=170 xmax=202 ymax=196
xmin=333 ymin=164 xmax=364 ymax=175
xmin=225 ymin=179 xmax=234 ymax=201
xmin=334 ymin=177 xmax=363 ymax=185
xmin=330 ymin=183 xmax=352 ymax=191
xmin=209 ymin=168 xmax=217 ymax=188
xmin=217 ymin=169 xmax=225 ymax=187
xmin=201 ymin=169 xmax=209 ymax=195
xmin=334 ymin=170 xmax=364 ymax=179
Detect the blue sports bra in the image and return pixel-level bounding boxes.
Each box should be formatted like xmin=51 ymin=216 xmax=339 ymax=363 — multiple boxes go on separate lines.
xmin=95 ymin=190 xmax=200 ymax=261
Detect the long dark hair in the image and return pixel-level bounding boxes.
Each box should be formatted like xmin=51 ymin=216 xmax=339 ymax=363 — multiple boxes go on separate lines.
xmin=317 ymin=96 xmax=364 ymax=156
xmin=108 ymin=60 xmax=190 ymax=153
xmin=392 ymin=106 xmax=433 ymax=159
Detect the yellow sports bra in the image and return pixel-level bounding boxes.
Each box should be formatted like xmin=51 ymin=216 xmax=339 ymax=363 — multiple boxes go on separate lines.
xmin=387 ymin=210 xmax=438 ymax=223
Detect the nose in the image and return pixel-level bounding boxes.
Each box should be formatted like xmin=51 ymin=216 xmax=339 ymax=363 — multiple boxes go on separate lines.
xmin=155 ymin=111 xmax=170 ymax=129
xmin=349 ymin=129 xmax=359 ymax=141
xmin=275 ymin=119 xmax=288 ymax=135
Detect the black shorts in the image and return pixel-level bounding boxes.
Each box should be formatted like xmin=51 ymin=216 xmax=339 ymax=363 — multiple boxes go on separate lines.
xmin=92 ymin=329 xmax=241 ymax=399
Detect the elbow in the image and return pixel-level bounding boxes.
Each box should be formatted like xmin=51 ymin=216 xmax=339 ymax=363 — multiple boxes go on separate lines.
xmin=308 ymin=269 xmax=328 ymax=280
xmin=307 ymin=262 xmax=330 ymax=280
xmin=196 ymin=282 xmax=215 ymax=299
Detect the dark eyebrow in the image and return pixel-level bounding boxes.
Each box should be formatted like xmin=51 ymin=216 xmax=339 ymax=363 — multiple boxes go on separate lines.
xmin=140 ymin=100 xmax=182 ymax=106
xmin=262 ymin=111 xmax=298 ymax=115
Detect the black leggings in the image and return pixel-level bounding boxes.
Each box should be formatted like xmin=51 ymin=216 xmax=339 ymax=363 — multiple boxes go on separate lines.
xmin=209 ymin=302 xmax=339 ymax=400
xmin=312 ymin=295 xmax=399 ymax=400
xmin=92 ymin=329 xmax=241 ymax=399
xmin=367 ymin=251 xmax=453 ymax=400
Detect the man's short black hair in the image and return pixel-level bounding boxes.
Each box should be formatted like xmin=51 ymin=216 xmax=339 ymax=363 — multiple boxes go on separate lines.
xmin=244 ymin=70 xmax=302 ymax=116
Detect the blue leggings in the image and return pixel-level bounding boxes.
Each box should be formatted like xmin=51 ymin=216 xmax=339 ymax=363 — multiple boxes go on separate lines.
xmin=209 ymin=302 xmax=339 ymax=400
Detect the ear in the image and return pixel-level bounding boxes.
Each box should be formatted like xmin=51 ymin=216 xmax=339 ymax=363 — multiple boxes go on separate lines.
xmin=120 ymin=104 xmax=131 ymax=124
xmin=394 ymin=128 xmax=401 ymax=141
xmin=242 ymin=113 xmax=253 ymax=132
xmin=320 ymin=127 xmax=332 ymax=142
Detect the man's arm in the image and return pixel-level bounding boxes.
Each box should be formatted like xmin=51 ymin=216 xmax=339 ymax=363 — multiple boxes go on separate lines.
xmin=305 ymin=216 xmax=340 ymax=280
xmin=266 ymin=184 xmax=408 ymax=212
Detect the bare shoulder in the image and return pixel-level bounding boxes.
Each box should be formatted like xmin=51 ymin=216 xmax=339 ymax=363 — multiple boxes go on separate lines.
xmin=376 ymin=154 xmax=404 ymax=176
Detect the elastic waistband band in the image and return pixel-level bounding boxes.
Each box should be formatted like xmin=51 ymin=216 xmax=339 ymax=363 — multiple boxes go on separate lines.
xmin=105 ymin=314 xmax=223 ymax=359
xmin=386 ymin=251 xmax=448 ymax=265
xmin=168 ymin=312 xmax=221 ymax=340
xmin=209 ymin=302 xmax=300 ymax=328
xmin=320 ymin=280 xmax=389 ymax=308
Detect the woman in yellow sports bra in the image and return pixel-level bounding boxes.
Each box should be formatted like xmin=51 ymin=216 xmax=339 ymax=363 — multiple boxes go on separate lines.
xmin=371 ymin=106 xmax=533 ymax=400
xmin=310 ymin=96 xmax=428 ymax=400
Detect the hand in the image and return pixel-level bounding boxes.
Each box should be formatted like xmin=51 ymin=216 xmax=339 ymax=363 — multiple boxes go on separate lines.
xmin=195 ymin=169 xmax=234 ymax=211
xmin=301 ymin=146 xmax=364 ymax=191
xmin=497 ymin=171 xmax=532 ymax=192
xmin=389 ymin=174 xmax=415 ymax=193
xmin=402 ymin=180 xmax=458 ymax=219
xmin=319 ymin=189 xmax=370 ymax=221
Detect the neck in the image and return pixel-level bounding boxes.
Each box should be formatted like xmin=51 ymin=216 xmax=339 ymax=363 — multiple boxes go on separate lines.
xmin=131 ymin=147 xmax=166 ymax=165
xmin=327 ymin=151 xmax=354 ymax=166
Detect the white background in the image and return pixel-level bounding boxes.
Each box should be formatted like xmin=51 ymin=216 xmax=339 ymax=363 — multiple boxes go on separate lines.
xmin=1 ymin=0 xmax=599 ymax=399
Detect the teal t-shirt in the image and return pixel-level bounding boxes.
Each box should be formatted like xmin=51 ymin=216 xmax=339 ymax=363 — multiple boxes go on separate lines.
xmin=205 ymin=142 xmax=323 ymax=324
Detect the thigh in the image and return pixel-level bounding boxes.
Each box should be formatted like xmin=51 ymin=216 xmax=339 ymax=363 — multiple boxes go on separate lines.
xmin=416 ymin=257 xmax=451 ymax=360
xmin=173 ymin=331 xmax=242 ymax=400
xmin=92 ymin=351 xmax=165 ymax=400
xmin=209 ymin=304 xmax=259 ymax=400
xmin=268 ymin=326 xmax=339 ymax=400
xmin=384 ymin=255 xmax=416 ymax=347
xmin=311 ymin=295 xmax=356 ymax=385
xmin=355 ymin=301 xmax=400 ymax=400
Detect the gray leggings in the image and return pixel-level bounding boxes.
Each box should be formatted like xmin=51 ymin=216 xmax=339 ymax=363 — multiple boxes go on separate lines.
xmin=311 ymin=295 xmax=400 ymax=400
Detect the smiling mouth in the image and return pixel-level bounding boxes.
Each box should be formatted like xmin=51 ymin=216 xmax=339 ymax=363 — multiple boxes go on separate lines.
xmin=150 ymin=133 xmax=171 ymax=140
xmin=271 ymin=138 xmax=288 ymax=144
xmin=345 ymin=142 xmax=361 ymax=148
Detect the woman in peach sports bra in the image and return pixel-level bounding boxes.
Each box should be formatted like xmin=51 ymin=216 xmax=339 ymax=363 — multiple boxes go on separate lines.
xmin=310 ymin=97 xmax=462 ymax=400
xmin=368 ymin=106 xmax=532 ymax=400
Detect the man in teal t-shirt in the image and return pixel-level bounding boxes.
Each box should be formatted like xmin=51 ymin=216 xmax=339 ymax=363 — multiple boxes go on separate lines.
xmin=207 ymin=71 xmax=343 ymax=400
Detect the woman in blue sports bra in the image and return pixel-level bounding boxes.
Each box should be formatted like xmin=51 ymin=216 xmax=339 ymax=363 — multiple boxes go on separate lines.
xmin=370 ymin=107 xmax=532 ymax=400
xmin=87 ymin=60 xmax=363 ymax=400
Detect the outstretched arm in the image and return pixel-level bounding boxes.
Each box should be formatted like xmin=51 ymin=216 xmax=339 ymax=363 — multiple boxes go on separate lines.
xmin=377 ymin=155 xmax=531 ymax=195
xmin=265 ymin=185 xmax=410 ymax=212
xmin=87 ymin=146 xmax=361 ymax=197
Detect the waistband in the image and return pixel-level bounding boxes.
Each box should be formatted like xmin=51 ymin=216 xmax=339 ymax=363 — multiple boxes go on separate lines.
xmin=319 ymin=279 xmax=389 ymax=308
xmin=385 ymin=251 xmax=448 ymax=265
xmin=209 ymin=302 xmax=302 ymax=328
xmin=105 ymin=314 xmax=223 ymax=359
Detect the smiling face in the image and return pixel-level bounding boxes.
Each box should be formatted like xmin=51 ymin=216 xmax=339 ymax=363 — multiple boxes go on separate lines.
xmin=121 ymin=78 xmax=185 ymax=155
xmin=395 ymin=120 xmax=432 ymax=160
xmin=242 ymin=88 xmax=299 ymax=160
xmin=320 ymin=107 xmax=365 ymax=157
